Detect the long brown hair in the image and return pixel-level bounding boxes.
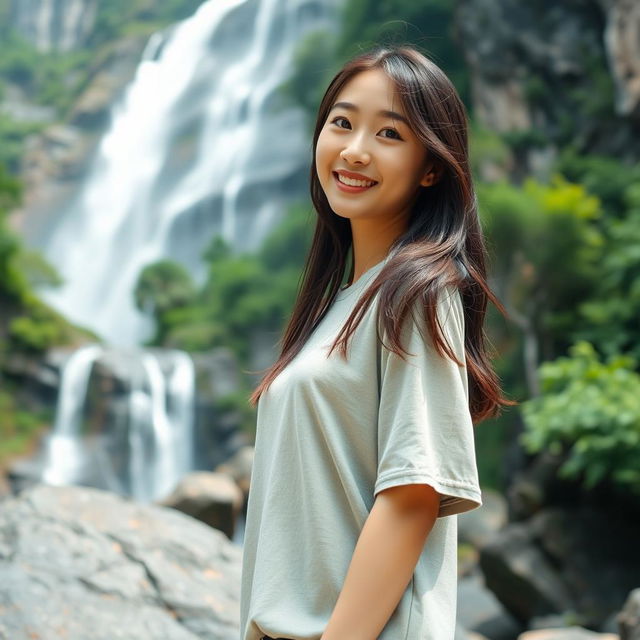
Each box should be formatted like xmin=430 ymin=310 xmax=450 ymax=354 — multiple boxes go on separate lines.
xmin=248 ymin=45 xmax=515 ymax=423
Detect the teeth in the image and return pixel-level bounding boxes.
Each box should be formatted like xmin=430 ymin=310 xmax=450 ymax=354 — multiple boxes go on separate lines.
xmin=337 ymin=173 xmax=376 ymax=188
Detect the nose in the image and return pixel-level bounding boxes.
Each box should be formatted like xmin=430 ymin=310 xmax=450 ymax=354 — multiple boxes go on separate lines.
xmin=340 ymin=132 xmax=370 ymax=165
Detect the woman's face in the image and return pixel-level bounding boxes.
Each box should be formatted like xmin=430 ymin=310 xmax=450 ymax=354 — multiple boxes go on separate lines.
xmin=315 ymin=68 xmax=433 ymax=226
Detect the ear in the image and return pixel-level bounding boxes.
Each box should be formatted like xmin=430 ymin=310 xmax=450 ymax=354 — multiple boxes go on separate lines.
xmin=420 ymin=164 xmax=442 ymax=187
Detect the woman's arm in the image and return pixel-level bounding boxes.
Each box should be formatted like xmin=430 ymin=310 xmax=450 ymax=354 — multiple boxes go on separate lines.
xmin=320 ymin=483 xmax=440 ymax=640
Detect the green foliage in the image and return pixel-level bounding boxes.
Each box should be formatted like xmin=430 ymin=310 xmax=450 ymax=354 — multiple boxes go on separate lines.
xmin=520 ymin=341 xmax=640 ymax=496
xmin=11 ymin=248 xmax=63 ymax=290
xmin=336 ymin=0 xmax=470 ymax=106
xmin=134 ymin=259 xmax=198 ymax=345
xmin=575 ymin=187 xmax=640 ymax=360
xmin=553 ymin=150 xmax=640 ymax=216
xmin=565 ymin=50 xmax=615 ymax=122
xmin=501 ymin=128 xmax=549 ymax=152
xmin=138 ymin=203 xmax=314 ymax=363
xmin=0 ymin=160 xmax=21 ymax=210
xmin=193 ymin=242 xmax=301 ymax=361
xmin=9 ymin=298 xmax=71 ymax=352
xmin=215 ymin=389 xmax=262 ymax=435
xmin=468 ymin=119 xmax=512 ymax=179
xmin=0 ymin=164 xmax=27 ymax=301
xmin=281 ymin=0 xmax=472 ymax=123
xmin=279 ymin=29 xmax=338 ymax=129
xmin=479 ymin=174 xmax=603 ymax=357
xmin=0 ymin=29 xmax=91 ymax=118
xmin=134 ymin=259 xmax=197 ymax=315
xmin=548 ymin=153 xmax=640 ymax=359
xmin=0 ymin=387 xmax=51 ymax=467
xmin=0 ymin=0 xmax=204 ymax=161
xmin=475 ymin=408 xmax=514 ymax=492
xmin=257 ymin=202 xmax=315 ymax=271
xmin=0 ymin=163 xmax=85 ymax=358
xmin=0 ymin=113 xmax=47 ymax=173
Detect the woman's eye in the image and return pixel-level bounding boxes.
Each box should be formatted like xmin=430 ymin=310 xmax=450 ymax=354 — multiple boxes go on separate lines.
xmin=329 ymin=116 xmax=402 ymax=140
xmin=331 ymin=116 xmax=350 ymax=129
xmin=381 ymin=128 xmax=402 ymax=140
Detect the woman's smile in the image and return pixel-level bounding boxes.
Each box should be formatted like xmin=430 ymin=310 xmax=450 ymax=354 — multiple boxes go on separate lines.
xmin=333 ymin=170 xmax=378 ymax=193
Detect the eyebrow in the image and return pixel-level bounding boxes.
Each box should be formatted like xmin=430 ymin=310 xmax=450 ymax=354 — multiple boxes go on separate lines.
xmin=329 ymin=101 xmax=410 ymax=127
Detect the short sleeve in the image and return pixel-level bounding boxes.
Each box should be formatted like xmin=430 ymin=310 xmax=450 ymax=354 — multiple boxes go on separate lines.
xmin=374 ymin=285 xmax=483 ymax=518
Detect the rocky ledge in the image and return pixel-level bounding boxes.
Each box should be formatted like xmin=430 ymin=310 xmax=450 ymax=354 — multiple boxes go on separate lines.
xmin=0 ymin=484 xmax=242 ymax=640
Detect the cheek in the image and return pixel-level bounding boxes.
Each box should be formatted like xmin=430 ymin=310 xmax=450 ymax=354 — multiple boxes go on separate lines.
xmin=315 ymin=133 xmax=330 ymax=166
xmin=315 ymin=136 xmax=334 ymax=185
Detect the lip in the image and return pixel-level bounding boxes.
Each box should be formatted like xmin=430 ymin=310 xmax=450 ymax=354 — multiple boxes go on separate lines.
xmin=334 ymin=169 xmax=378 ymax=182
xmin=332 ymin=170 xmax=378 ymax=193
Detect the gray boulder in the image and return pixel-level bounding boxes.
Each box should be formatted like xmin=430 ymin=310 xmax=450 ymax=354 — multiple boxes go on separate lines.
xmin=0 ymin=483 xmax=242 ymax=639
xmin=158 ymin=471 xmax=244 ymax=540
xmin=480 ymin=506 xmax=640 ymax=628
xmin=618 ymin=588 xmax=640 ymax=640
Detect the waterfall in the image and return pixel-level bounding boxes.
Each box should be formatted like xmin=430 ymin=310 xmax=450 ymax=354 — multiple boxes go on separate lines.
xmin=9 ymin=0 xmax=99 ymax=52
xmin=41 ymin=343 xmax=104 ymax=487
xmin=41 ymin=344 xmax=196 ymax=503
xmin=35 ymin=0 xmax=339 ymax=348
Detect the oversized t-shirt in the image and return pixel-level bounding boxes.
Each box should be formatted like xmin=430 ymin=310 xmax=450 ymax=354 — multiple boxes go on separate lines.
xmin=240 ymin=254 xmax=483 ymax=640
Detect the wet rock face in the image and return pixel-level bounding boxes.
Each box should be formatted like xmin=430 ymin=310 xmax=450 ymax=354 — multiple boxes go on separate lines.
xmin=0 ymin=484 xmax=242 ymax=640
xmin=455 ymin=0 xmax=640 ymax=164
xmin=598 ymin=0 xmax=640 ymax=116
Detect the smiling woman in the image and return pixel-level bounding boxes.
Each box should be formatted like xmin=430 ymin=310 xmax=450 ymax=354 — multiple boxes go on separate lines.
xmin=241 ymin=45 xmax=513 ymax=640
xmin=316 ymin=69 xmax=439 ymax=236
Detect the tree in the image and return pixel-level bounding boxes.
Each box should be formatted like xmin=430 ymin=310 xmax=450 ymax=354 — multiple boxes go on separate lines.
xmin=479 ymin=174 xmax=602 ymax=396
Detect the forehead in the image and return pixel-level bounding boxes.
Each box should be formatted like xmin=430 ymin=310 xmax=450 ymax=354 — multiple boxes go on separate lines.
xmin=334 ymin=68 xmax=404 ymax=112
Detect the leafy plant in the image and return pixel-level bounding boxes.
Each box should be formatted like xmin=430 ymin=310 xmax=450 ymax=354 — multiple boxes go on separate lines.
xmin=520 ymin=341 xmax=640 ymax=495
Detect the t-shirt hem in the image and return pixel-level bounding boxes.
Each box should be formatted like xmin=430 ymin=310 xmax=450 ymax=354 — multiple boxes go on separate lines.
xmin=374 ymin=470 xmax=483 ymax=518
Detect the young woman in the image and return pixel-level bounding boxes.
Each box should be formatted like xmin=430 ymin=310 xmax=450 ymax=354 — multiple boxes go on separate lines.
xmin=240 ymin=45 xmax=513 ymax=640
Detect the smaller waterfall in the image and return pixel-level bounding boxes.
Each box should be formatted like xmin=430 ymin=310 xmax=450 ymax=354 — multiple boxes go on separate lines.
xmin=41 ymin=343 xmax=196 ymax=502
xmin=41 ymin=344 xmax=104 ymax=486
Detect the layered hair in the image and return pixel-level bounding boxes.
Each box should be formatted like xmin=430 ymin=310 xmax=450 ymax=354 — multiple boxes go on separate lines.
xmin=248 ymin=45 xmax=515 ymax=423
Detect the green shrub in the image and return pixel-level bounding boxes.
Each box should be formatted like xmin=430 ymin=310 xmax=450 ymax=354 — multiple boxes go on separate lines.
xmin=0 ymin=388 xmax=50 ymax=464
xmin=520 ymin=341 xmax=640 ymax=495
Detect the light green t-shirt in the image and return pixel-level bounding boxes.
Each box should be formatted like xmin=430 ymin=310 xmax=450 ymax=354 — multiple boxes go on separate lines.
xmin=240 ymin=255 xmax=483 ymax=640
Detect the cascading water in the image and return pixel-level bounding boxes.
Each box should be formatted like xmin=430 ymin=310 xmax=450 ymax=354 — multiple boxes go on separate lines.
xmin=41 ymin=343 xmax=105 ymax=487
xmin=41 ymin=344 xmax=196 ymax=503
xmin=33 ymin=0 xmax=339 ymax=348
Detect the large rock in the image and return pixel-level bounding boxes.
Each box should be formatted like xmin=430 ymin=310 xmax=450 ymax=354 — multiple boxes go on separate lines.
xmin=618 ymin=588 xmax=640 ymax=640
xmin=0 ymin=484 xmax=242 ymax=639
xmin=598 ymin=0 xmax=640 ymax=116
xmin=158 ymin=471 xmax=244 ymax=540
xmin=455 ymin=0 xmax=640 ymax=172
xmin=480 ymin=506 xmax=640 ymax=629
xmin=458 ymin=569 xmax=524 ymax=640
xmin=215 ymin=446 xmax=254 ymax=497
